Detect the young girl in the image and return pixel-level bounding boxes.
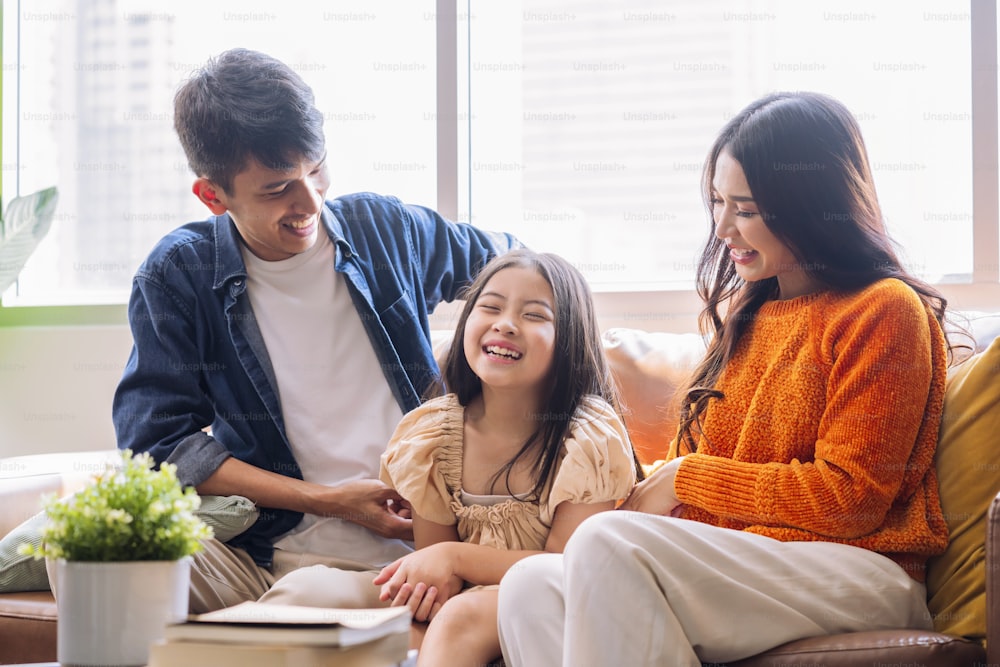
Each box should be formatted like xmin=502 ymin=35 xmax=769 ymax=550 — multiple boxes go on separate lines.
xmin=497 ymin=92 xmax=956 ymax=666
xmin=374 ymin=248 xmax=639 ymax=666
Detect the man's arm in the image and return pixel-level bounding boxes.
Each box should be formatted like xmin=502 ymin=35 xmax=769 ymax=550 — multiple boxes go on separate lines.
xmin=401 ymin=202 xmax=521 ymax=308
xmin=197 ymin=457 xmax=412 ymax=541
xmin=113 ymin=274 xmax=230 ymax=486
xmin=113 ymin=273 xmax=413 ymax=541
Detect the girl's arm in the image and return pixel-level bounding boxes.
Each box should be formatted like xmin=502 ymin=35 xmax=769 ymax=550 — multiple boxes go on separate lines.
xmin=376 ymin=499 xmax=614 ymax=598
xmin=458 ymin=499 xmax=616 ymax=585
xmin=413 ymin=511 xmax=460 ymax=549
xmin=376 ymin=396 xmax=633 ymax=618
xmin=373 ymin=513 xmax=464 ymax=621
xmin=424 ymin=499 xmax=615 ymax=588
xmin=543 ymin=498 xmax=615 ymax=552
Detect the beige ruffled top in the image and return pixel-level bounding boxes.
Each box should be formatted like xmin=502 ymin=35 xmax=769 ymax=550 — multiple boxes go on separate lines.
xmin=379 ymin=394 xmax=637 ymax=550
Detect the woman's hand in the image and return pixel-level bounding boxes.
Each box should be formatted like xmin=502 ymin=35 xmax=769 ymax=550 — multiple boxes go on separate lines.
xmin=620 ymin=456 xmax=685 ymax=516
xmin=372 ymin=542 xmax=464 ymax=622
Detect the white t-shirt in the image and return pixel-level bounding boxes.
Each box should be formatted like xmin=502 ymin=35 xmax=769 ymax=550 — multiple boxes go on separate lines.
xmin=241 ymin=231 xmax=410 ymax=568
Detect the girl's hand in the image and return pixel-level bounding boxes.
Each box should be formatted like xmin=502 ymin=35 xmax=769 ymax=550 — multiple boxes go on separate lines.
xmin=620 ymin=456 xmax=684 ymax=516
xmin=372 ymin=543 xmax=464 ymax=621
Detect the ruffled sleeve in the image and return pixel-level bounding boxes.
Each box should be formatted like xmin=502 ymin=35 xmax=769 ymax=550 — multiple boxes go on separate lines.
xmin=379 ymin=394 xmax=465 ymax=525
xmin=546 ymin=396 xmax=637 ymax=513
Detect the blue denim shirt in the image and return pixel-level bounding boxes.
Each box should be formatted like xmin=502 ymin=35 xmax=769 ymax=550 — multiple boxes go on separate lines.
xmin=112 ymin=192 xmax=518 ymax=566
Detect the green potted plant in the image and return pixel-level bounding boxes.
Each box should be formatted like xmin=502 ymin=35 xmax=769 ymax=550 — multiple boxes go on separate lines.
xmin=22 ymin=449 xmax=213 ymax=667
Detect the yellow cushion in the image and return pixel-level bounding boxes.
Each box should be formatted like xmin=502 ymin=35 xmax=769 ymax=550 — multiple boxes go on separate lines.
xmin=926 ymin=336 xmax=1000 ymax=644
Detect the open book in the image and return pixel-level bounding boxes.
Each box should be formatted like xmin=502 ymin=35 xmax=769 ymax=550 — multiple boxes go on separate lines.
xmin=164 ymin=601 xmax=411 ymax=648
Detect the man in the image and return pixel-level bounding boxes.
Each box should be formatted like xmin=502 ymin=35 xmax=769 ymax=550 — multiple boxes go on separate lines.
xmin=112 ymin=48 xmax=518 ymax=612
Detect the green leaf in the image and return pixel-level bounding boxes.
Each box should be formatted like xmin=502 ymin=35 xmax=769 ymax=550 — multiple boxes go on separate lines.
xmin=0 ymin=186 xmax=59 ymax=295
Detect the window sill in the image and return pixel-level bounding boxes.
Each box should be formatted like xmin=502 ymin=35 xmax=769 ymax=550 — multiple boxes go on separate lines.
xmin=1 ymin=282 xmax=996 ymax=334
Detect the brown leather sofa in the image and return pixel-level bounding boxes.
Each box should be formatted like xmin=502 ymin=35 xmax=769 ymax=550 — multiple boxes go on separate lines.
xmin=2 ymin=319 xmax=998 ymax=666
xmin=0 ymin=450 xmax=120 ymax=665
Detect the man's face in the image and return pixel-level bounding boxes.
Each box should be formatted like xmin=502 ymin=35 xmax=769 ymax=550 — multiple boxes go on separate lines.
xmin=196 ymin=154 xmax=331 ymax=261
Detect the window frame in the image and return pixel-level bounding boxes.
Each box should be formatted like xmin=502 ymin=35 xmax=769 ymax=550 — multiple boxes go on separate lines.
xmin=1 ymin=0 xmax=998 ymax=333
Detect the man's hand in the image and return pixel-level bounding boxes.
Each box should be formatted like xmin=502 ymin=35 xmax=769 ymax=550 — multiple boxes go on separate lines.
xmin=313 ymin=479 xmax=414 ymax=541
xmin=196 ymin=460 xmax=414 ymax=541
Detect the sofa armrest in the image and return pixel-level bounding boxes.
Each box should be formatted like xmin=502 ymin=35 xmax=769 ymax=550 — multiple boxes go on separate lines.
xmin=986 ymin=489 xmax=1000 ymax=666
xmin=0 ymin=450 xmax=119 ymax=538
xmin=0 ymin=475 xmax=64 ymax=539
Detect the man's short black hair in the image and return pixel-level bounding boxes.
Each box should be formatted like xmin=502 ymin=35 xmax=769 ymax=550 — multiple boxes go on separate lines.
xmin=174 ymin=48 xmax=326 ymax=194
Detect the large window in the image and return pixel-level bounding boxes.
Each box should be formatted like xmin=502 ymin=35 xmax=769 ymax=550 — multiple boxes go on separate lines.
xmin=463 ymin=0 xmax=974 ymax=291
xmin=3 ymin=0 xmax=437 ymax=304
xmin=2 ymin=0 xmax=997 ymax=312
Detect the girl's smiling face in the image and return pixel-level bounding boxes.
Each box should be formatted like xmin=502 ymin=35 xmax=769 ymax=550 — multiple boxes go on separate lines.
xmin=711 ymin=151 xmax=820 ymax=300
xmin=462 ymin=266 xmax=556 ymax=397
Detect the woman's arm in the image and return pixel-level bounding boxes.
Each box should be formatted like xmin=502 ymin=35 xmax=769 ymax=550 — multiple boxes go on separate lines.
xmin=619 ymin=457 xmax=683 ymax=515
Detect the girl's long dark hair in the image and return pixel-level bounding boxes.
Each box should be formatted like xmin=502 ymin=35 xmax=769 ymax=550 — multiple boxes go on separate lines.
xmin=676 ymin=91 xmax=957 ymax=454
xmin=437 ymin=249 xmax=640 ymax=500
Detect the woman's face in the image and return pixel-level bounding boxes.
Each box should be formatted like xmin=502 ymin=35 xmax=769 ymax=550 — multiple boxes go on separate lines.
xmin=711 ymin=151 xmax=820 ymax=300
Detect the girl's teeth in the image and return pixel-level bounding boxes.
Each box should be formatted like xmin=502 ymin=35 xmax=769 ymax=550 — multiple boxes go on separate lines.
xmin=486 ymin=345 xmax=522 ymax=359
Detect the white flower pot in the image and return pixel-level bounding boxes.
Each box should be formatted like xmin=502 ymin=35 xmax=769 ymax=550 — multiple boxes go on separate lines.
xmin=53 ymin=557 xmax=191 ymax=667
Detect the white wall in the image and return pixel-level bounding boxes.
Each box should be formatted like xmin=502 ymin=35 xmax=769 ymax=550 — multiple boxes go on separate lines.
xmin=0 ymin=324 xmax=131 ymax=458
xmin=0 ymin=293 xmax=703 ymax=460
xmin=5 ymin=287 xmax=990 ymax=461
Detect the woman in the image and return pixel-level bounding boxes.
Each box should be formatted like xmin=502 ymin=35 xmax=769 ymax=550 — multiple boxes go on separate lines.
xmin=496 ymin=91 xmax=953 ymax=666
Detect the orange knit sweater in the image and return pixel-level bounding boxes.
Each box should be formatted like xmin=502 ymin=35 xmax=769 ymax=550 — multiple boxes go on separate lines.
xmin=673 ymin=278 xmax=949 ymax=581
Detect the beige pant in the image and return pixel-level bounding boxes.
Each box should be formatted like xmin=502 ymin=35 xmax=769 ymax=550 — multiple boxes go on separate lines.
xmin=498 ymin=512 xmax=932 ymax=667
xmin=188 ymin=539 xmax=389 ymax=613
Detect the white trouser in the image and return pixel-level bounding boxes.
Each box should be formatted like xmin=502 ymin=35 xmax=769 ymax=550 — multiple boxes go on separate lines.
xmin=497 ymin=512 xmax=932 ymax=667
xmin=187 ymin=539 xmax=387 ymax=613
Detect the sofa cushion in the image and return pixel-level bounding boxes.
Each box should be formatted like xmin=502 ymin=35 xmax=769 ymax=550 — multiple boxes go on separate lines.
xmin=925 ymin=335 xmax=1000 ymax=644
xmin=195 ymin=494 xmax=260 ymax=544
xmin=956 ymin=310 xmax=1000 ymax=353
xmin=602 ymin=328 xmax=704 ymax=464
xmin=0 ymin=511 xmax=50 ymax=593
xmin=725 ymin=629 xmax=984 ymax=666
xmin=0 ymin=494 xmax=259 ymax=593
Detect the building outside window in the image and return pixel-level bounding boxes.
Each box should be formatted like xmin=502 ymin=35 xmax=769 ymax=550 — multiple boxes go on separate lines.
xmin=2 ymin=0 xmax=992 ymax=314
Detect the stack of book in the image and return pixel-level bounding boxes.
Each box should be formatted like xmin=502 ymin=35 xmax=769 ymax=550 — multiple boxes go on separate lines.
xmin=148 ymin=601 xmax=413 ymax=667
